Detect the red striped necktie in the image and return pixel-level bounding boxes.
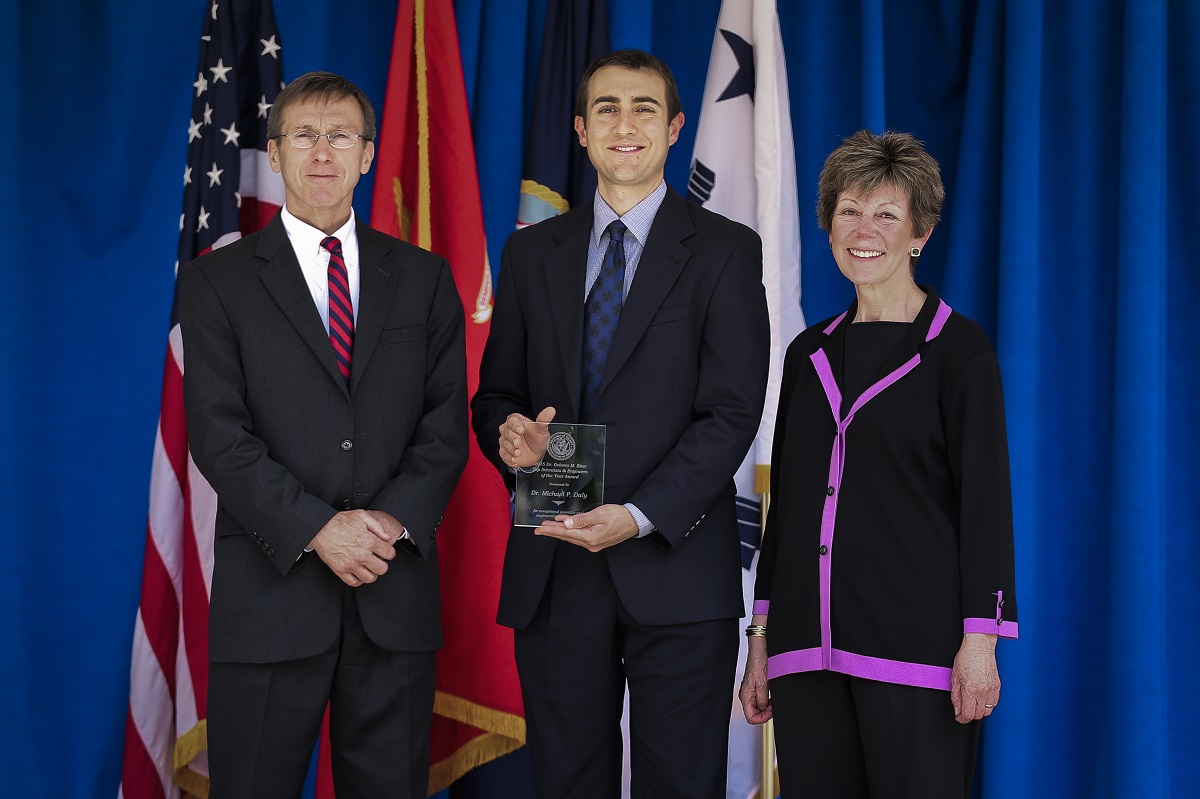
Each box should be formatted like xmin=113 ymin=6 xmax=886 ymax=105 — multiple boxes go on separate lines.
xmin=321 ymin=236 xmax=354 ymax=385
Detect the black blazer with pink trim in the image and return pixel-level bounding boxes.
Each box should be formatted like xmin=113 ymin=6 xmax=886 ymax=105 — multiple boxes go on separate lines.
xmin=755 ymin=285 xmax=1018 ymax=689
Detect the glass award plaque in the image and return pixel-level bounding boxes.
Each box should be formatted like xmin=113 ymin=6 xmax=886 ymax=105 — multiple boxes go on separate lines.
xmin=513 ymin=423 xmax=605 ymax=527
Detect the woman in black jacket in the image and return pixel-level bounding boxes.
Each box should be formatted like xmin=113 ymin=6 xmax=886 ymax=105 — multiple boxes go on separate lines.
xmin=739 ymin=130 xmax=1019 ymax=799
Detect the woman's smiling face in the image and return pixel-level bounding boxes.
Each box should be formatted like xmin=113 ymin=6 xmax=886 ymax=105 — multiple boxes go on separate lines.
xmin=829 ymin=183 xmax=931 ymax=291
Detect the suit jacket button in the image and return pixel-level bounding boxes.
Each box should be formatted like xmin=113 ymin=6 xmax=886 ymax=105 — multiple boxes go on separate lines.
xmin=267 ymin=547 xmax=275 ymax=556
xmin=826 ymin=486 xmax=835 ymax=496
xmin=342 ymin=499 xmax=352 ymax=510
xmin=341 ymin=440 xmax=353 ymax=451
xmin=819 ymin=545 xmax=828 ymax=556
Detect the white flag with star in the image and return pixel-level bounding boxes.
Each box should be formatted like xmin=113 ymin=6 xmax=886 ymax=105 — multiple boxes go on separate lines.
xmin=688 ymin=1 xmax=804 ymax=797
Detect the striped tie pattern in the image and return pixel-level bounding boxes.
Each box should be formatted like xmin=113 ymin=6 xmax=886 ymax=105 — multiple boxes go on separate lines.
xmin=322 ymin=236 xmax=354 ymax=384
xmin=581 ymin=220 xmax=627 ymax=421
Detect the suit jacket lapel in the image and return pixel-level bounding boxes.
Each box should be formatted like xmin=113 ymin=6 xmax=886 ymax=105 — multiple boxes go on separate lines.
xmin=350 ymin=222 xmax=399 ymax=393
xmin=600 ymin=189 xmax=692 ymax=398
xmin=544 ymin=209 xmax=592 ymax=419
xmin=255 ymin=216 xmax=347 ymax=391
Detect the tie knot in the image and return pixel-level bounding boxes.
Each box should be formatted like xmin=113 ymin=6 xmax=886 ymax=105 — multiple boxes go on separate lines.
xmin=606 ymin=220 xmax=626 ymax=244
xmin=321 ymin=236 xmax=342 ymax=255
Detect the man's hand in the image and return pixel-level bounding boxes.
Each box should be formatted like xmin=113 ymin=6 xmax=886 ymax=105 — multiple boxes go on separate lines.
xmin=309 ymin=510 xmax=397 ymax=587
xmin=535 ymin=504 xmax=639 ymax=552
xmin=498 ymin=406 xmax=555 ymax=469
xmin=366 ymin=509 xmax=407 ymax=543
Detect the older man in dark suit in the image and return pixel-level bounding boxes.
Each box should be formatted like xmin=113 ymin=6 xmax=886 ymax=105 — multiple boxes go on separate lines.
xmin=179 ymin=72 xmax=466 ymax=798
xmin=472 ymin=50 xmax=770 ymax=799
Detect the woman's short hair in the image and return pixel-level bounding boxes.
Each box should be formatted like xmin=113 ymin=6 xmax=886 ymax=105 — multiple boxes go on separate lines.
xmin=816 ymin=130 xmax=944 ymax=239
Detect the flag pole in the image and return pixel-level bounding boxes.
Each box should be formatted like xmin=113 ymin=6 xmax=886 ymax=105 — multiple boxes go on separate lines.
xmin=761 ymin=720 xmax=776 ymax=799
xmin=694 ymin=1 xmax=803 ymax=793
xmin=758 ymin=467 xmax=776 ymax=799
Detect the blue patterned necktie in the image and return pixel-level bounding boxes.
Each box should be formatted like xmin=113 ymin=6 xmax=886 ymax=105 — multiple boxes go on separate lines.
xmin=582 ymin=220 xmax=627 ymax=421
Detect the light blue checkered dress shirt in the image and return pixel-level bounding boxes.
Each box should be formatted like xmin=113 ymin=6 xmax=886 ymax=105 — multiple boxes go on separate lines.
xmin=585 ymin=181 xmax=667 ymax=302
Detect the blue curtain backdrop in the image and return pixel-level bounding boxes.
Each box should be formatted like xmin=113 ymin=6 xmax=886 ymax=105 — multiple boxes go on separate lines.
xmin=1 ymin=0 xmax=1195 ymax=796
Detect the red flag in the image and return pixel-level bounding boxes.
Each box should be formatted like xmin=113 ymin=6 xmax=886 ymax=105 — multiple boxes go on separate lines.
xmin=119 ymin=1 xmax=285 ymax=797
xmin=316 ymin=0 xmax=523 ymax=794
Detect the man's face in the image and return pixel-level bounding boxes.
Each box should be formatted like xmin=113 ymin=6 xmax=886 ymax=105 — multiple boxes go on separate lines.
xmin=574 ymin=66 xmax=684 ymax=202
xmin=267 ymin=94 xmax=374 ymax=233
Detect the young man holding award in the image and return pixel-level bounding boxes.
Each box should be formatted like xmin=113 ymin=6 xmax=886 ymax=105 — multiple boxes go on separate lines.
xmin=471 ymin=50 xmax=770 ymax=799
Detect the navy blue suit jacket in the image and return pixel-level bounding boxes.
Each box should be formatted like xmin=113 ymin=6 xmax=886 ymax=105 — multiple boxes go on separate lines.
xmin=472 ymin=188 xmax=770 ymax=628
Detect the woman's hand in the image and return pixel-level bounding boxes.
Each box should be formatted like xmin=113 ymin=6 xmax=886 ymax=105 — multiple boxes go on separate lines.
xmin=739 ymin=636 xmax=773 ymax=724
xmin=950 ymin=633 xmax=1000 ymax=724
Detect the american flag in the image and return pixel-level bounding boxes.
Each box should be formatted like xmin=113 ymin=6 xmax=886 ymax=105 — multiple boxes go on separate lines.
xmin=119 ymin=1 xmax=284 ymax=796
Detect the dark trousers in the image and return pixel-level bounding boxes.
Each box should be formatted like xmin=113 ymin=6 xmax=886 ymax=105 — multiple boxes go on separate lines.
xmin=514 ymin=541 xmax=738 ymax=799
xmin=208 ymin=587 xmax=436 ymax=799
xmin=771 ymin=670 xmax=980 ymax=799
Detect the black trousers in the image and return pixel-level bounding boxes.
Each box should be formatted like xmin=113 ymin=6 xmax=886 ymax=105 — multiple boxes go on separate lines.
xmin=207 ymin=586 xmax=436 ymax=799
xmin=771 ymin=670 xmax=980 ymax=799
xmin=514 ymin=541 xmax=739 ymax=799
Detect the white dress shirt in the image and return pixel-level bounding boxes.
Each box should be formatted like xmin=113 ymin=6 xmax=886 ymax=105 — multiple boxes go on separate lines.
xmin=279 ymin=205 xmax=360 ymax=331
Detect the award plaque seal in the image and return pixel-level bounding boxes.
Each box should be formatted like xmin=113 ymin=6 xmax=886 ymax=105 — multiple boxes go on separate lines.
xmin=513 ymin=422 xmax=605 ymax=527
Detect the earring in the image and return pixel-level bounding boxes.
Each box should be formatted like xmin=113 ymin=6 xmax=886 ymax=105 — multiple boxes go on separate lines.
xmin=910 ymin=247 xmax=922 ymax=257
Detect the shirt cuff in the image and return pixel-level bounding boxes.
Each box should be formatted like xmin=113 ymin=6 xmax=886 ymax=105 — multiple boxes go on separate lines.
xmin=303 ymin=525 xmax=408 ymax=557
xmin=625 ymin=503 xmax=655 ymax=537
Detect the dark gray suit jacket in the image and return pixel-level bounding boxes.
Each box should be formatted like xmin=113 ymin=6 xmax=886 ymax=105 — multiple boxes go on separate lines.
xmin=472 ymin=188 xmax=770 ymax=629
xmin=179 ymin=213 xmax=467 ymax=663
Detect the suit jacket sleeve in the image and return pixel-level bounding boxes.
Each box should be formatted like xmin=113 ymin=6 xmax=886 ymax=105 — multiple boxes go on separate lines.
xmin=179 ymin=261 xmax=339 ymax=573
xmin=946 ymin=348 xmax=1019 ymax=636
xmin=471 ymin=235 xmax=525 ymax=494
xmin=628 ymin=228 xmax=770 ymax=548
xmin=753 ymin=331 xmax=803 ymax=610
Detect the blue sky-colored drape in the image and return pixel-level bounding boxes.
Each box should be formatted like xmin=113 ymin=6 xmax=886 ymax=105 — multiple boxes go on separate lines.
xmin=1 ymin=1 xmax=1196 ymax=797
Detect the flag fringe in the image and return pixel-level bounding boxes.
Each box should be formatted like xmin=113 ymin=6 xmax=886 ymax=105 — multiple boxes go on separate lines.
xmin=519 ymin=179 xmax=570 ymax=214
xmin=434 ymin=690 xmax=527 ymax=740
xmin=429 ymin=690 xmax=527 ymax=792
xmin=172 ymin=719 xmax=209 ymax=798
xmin=429 ymin=730 xmax=526 ymax=794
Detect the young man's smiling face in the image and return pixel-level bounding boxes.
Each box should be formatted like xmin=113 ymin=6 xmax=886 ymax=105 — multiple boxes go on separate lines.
xmin=574 ymin=65 xmax=684 ymax=210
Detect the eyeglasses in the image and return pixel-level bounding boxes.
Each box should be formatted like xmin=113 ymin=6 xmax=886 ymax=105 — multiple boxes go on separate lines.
xmin=278 ymin=130 xmax=367 ymax=149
